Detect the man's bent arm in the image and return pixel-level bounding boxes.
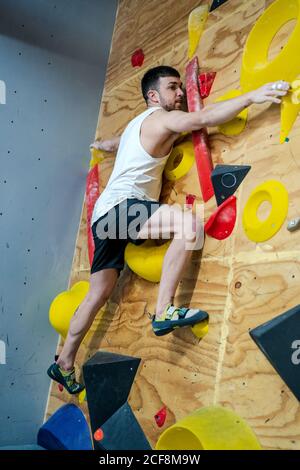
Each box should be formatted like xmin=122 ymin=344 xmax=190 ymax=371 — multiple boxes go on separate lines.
xmin=90 ymin=136 xmax=121 ymax=152
xmin=161 ymin=82 xmax=289 ymax=134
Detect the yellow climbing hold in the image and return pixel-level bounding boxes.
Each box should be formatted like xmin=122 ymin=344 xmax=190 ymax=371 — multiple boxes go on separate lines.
xmin=241 ymin=0 xmax=300 ymax=92
xmin=49 ymin=281 xmax=89 ymax=338
xmin=191 ymin=318 xmax=209 ymax=339
xmin=188 ymin=5 xmax=209 ymax=59
xmin=280 ymin=92 xmax=300 ymax=143
xmin=242 ymin=180 xmax=289 ymax=243
xmin=164 ymin=141 xmax=195 ymax=181
xmin=240 ymin=0 xmax=300 ymax=142
xmin=78 ymin=388 xmax=86 ymax=404
xmin=215 ymin=90 xmax=248 ymax=136
xmin=156 ymin=406 xmax=262 ymax=450
xmin=125 ymin=240 xmax=171 ymax=283
xmin=291 ymin=79 xmax=300 ymax=104
xmin=90 ymin=147 xmax=105 ymax=169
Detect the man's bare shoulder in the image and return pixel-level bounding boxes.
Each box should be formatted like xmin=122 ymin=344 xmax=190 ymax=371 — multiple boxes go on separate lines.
xmin=152 ymin=108 xmax=186 ymax=119
xmin=145 ymin=108 xmax=186 ymax=129
xmin=141 ymin=108 xmax=183 ymax=152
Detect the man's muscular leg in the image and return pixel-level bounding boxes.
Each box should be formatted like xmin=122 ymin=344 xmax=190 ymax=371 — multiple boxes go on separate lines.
xmin=137 ymin=204 xmax=207 ymax=333
xmin=47 ymin=268 xmax=118 ymax=393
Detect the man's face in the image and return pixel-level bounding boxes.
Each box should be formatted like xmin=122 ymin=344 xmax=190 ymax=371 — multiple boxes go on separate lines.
xmin=155 ymin=76 xmax=184 ymax=111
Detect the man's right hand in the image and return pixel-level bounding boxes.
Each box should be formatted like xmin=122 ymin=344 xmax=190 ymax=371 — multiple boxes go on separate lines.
xmin=159 ymin=79 xmax=292 ymax=134
xmin=249 ymin=81 xmax=290 ymax=104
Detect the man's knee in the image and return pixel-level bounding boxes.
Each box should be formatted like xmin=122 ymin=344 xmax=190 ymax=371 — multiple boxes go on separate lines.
xmin=181 ymin=213 xmax=203 ymax=248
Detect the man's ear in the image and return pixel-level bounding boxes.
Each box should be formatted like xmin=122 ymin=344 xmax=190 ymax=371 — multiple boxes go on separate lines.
xmin=147 ymin=89 xmax=160 ymax=104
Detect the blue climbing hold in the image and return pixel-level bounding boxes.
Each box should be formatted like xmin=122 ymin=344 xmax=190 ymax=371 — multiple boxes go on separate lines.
xmin=37 ymin=404 xmax=92 ymax=450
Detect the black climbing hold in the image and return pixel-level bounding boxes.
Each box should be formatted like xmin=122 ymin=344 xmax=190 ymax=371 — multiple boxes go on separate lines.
xmin=210 ymin=0 xmax=228 ymax=12
xmin=211 ymin=164 xmax=251 ymax=206
xmin=250 ymin=304 xmax=300 ymax=401
xmin=83 ymin=351 xmax=151 ymax=450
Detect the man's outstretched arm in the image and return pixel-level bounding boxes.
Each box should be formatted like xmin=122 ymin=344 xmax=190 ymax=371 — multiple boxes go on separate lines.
xmin=90 ymin=136 xmax=121 ymax=152
xmin=161 ymin=81 xmax=290 ymax=134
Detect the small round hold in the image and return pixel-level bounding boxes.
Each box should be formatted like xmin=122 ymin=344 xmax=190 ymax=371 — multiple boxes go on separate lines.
xmin=94 ymin=428 xmax=104 ymax=441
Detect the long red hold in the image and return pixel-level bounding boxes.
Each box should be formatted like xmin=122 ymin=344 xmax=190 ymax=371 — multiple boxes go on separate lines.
xmin=186 ymin=57 xmax=214 ymax=202
xmin=86 ymin=165 xmax=100 ymax=266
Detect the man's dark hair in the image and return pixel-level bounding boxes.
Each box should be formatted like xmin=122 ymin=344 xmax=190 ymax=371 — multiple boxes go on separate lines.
xmin=141 ymin=66 xmax=180 ymax=103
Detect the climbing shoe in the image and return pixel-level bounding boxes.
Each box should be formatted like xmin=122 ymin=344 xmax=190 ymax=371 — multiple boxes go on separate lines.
xmin=152 ymin=304 xmax=208 ymax=337
xmin=47 ymin=362 xmax=85 ymax=395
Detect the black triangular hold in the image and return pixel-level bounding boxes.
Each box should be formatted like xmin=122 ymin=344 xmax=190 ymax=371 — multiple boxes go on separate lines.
xmin=250 ymin=305 xmax=300 ymax=401
xmin=210 ymin=0 xmax=228 ymax=12
xmin=99 ymin=403 xmax=151 ymax=450
xmin=83 ymin=351 xmax=151 ymax=450
xmin=211 ymin=164 xmax=251 ymax=206
xmin=83 ymin=351 xmax=140 ymax=426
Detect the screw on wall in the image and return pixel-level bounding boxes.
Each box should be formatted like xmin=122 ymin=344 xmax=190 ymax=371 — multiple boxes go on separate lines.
xmin=287 ymin=217 xmax=300 ymax=232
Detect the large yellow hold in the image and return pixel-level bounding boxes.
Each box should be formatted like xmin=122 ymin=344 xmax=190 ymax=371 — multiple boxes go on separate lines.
xmin=240 ymin=0 xmax=300 ymax=142
xmin=49 ymin=281 xmax=89 ymax=339
xmin=280 ymin=78 xmax=300 ymax=142
xmin=241 ymin=0 xmax=300 ymax=91
xmin=164 ymin=141 xmax=195 ymax=181
xmin=156 ymin=406 xmax=262 ymax=450
xmin=242 ymin=180 xmax=288 ymax=243
xmin=188 ymin=5 xmax=209 ymax=59
xmin=280 ymin=92 xmax=300 ymax=143
xmin=125 ymin=240 xmax=171 ymax=283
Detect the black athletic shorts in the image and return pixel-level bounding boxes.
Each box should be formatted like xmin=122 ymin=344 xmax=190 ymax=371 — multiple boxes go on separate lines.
xmin=90 ymin=198 xmax=162 ymax=275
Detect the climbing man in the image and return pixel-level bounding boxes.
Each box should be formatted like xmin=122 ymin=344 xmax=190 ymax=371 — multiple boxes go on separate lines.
xmin=47 ymin=65 xmax=289 ymax=393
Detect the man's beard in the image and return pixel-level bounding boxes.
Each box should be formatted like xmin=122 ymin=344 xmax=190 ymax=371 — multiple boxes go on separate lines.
xmin=161 ymin=100 xmax=183 ymax=112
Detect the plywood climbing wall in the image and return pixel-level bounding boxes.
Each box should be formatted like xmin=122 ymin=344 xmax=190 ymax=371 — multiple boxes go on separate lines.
xmin=46 ymin=0 xmax=300 ymax=450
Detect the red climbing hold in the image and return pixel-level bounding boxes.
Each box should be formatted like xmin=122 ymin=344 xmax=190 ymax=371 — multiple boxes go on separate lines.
xmin=131 ymin=49 xmax=145 ymax=67
xmin=204 ymin=195 xmax=237 ymax=240
xmin=198 ymin=72 xmax=216 ymax=99
xmin=94 ymin=428 xmax=104 ymax=441
xmin=186 ymin=193 xmax=196 ymax=207
xmin=186 ymin=57 xmax=214 ymax=202
xmin=154 ymin=406 xmax=167 ymax=427
xmin=58 ymin=384 xmax=63 ymax=392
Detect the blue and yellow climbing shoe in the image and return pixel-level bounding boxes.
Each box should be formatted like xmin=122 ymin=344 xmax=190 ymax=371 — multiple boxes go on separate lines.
xmin=152 ymin=304 xmax=209 ymax=337
xmin=47 ymin=362 xmax=85 ymax=395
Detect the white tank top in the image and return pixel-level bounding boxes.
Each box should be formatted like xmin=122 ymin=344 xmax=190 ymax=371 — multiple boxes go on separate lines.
xmin=91 ymin=107 xmax=171 ymax=225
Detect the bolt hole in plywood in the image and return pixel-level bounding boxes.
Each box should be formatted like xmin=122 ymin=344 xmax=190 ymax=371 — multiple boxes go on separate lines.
xmin=267 ymin=19 xmax=297 ymax=62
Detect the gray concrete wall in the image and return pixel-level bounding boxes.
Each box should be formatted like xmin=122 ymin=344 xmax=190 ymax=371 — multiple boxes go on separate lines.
xmin=0 ymin=0 xmax=117 ymax=446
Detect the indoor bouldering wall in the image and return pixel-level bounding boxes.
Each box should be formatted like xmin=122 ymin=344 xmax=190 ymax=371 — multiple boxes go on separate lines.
xmin=46 ymin=0 xmax=300 ymax=449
